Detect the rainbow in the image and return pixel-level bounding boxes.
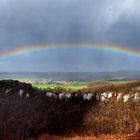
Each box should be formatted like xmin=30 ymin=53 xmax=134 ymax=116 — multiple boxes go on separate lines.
xmin=0 ymin=43 xmax=140 ymax=59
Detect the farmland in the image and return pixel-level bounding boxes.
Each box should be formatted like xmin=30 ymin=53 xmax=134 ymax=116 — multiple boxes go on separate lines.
xmin=32 ymin=80 xmax=131 ymax=90
xmin=32 ymin=82 xmax=90 ymax=90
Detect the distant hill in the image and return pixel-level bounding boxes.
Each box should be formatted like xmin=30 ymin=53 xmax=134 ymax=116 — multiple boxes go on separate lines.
xmin=0 ymin=70 xmax=140 ymax=81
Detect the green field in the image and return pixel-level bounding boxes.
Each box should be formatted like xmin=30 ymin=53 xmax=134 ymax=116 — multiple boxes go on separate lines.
xmin=32 ymin=80 xmax=131 ymax=90
xmin=33 ymin=82 xmax=90 ymax=90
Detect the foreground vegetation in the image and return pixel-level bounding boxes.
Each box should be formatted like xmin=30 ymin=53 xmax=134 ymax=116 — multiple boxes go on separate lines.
xmin=0 ymin=80 xmax=139 ymax=140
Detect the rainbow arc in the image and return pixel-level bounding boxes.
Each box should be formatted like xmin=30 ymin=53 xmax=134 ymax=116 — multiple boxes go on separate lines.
xmin=0 ymin=43 xmax=140 ymax=58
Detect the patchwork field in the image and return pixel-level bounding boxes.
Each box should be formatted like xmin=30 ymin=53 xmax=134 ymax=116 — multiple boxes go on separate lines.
xmin=32 ymin=80 xmax=131 ymax=90
xmin=32 ymin=82 xmax=90 ymax=90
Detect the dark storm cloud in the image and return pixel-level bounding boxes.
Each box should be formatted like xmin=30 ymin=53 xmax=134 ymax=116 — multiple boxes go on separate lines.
xmin=106 ymin=15 xmax=140 ymax=48
xmin=0 ymin=0 xmax=139 ymax=49
xmin=0 ymin=0 xmax=140 ymax=72
xmin=0 ymin=0 xmax=99 ymax=48
xmin=0 ymin=1 xmax=112 ymax=47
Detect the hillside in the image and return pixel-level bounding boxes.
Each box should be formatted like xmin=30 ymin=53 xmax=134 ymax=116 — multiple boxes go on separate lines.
xmin=1 ymin=71 xmax=140 ymax=81
xmin=0 ymin=80 xmax=139 ymax=140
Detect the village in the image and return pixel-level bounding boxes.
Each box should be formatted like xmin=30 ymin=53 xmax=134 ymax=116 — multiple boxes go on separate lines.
xmin=20 ymin=79 xmax=69 ymax=85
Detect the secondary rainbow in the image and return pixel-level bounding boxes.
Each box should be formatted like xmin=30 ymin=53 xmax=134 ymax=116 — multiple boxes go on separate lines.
xmin=0 ymin=43 xmax=140 ymax=58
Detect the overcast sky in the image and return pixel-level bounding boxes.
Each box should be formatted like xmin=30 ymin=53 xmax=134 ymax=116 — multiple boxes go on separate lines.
xmin=0 ymin=0 xmax=140 ymax=72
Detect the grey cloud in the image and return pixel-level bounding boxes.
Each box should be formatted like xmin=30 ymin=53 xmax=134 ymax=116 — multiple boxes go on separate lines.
xmin=0 ymin=0 xmax=139 ymax=48
xmin=0 ymin=0 xmax=111 ymax=48
xmin=0 ymin=0 xmax=140 ymax=72
xmin=106 ymin=15 xmax=140 ymax=48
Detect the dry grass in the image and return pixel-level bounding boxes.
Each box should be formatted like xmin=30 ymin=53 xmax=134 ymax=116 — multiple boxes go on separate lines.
xmin=38 ymin=135 xmax=131 ymax=140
